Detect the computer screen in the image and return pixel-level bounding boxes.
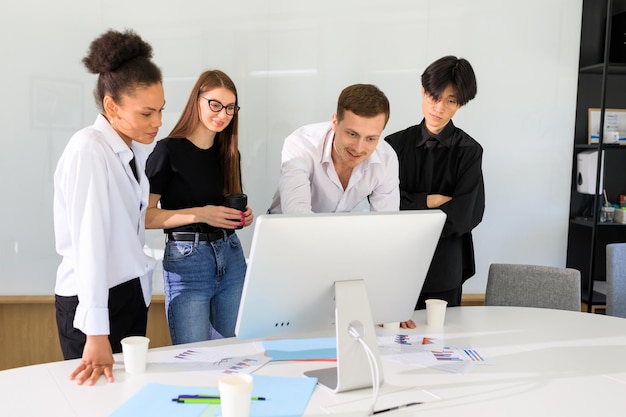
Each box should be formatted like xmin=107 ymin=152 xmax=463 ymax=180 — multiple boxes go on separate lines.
xmin=235 ymin=210 xmax=446 ymax=392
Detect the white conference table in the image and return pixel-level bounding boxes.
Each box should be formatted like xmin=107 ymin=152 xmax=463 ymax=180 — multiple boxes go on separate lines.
xmin=2 ymin=306 xmax=626 ymax=416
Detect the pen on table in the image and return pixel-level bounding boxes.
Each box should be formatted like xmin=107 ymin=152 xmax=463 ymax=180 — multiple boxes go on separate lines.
xmin=176 ymin=395 xmax=266 ymax=400
xmin=372 ymin=402 xmax=422 ymax=414
xmin=173 ymin=395 xmax=266 ymax=404
xmin=178 ymin=395 xmax=265 ymax=399
xmin=176 ymin=395 xmax=220 ymax=399
xmin=173 ymin=398 xmax=221 ymax=404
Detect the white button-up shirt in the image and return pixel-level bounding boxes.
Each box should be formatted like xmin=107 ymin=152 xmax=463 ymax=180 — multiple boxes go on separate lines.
xmin=269 ymin=121 xmax=400 ymax=214
xmin=53 ymin=114 xmax=156 ymax=336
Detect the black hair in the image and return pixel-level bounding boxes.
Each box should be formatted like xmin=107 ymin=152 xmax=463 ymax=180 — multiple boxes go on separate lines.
xmin=82 ymin=29 xmax=162 ymax=111
xmin=421 ymin=56 xmax=477 ymax=106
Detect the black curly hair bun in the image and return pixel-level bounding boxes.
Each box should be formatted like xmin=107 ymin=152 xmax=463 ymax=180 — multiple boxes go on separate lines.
xmin=82 ymin=29 xmax=153 ymax=74
xmin=83 ymin=28 xmax=162 ymax=109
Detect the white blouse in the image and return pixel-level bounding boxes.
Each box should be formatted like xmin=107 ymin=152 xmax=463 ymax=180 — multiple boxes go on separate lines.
xmin=53 ymin=114 xmax=156 ymax=336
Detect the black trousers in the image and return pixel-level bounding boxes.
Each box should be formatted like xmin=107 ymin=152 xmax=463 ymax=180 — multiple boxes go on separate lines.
xmin=55 ymin=278 xmax=148 ymax=360
xmin=415 ymin=285 xmax=463 ymax=310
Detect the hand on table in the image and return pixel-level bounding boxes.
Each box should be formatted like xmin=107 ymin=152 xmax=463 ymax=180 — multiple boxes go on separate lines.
xmin=400 ymin=320 xmax=416 ymax=329
xmin=70 ymin=335 xmax=114 ymax=386
xmin=378 ymin=319 xmax=417 ymax=329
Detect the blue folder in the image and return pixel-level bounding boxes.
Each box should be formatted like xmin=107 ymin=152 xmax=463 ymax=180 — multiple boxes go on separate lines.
xmin=109 ymin=374 xmax=318 ymax=417
xmin=262 ymin=337 xmax=337 ymax=361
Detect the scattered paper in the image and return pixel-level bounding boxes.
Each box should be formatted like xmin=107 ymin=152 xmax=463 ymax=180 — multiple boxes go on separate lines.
xmin=149 ymin=342 xmax=270 ymax=374
xmin=378 ymin=333 xmax=492 ymax=374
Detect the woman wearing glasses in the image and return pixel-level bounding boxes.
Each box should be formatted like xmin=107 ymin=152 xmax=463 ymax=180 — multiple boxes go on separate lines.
xmin=146 ymin=70 xmax=253 ymax=344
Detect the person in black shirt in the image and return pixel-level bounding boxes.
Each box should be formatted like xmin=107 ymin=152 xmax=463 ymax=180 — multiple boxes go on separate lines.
xmin=145 ymin=70 xmax=254 ymax=344
xmin=385 ymin=56 xmax=484 ymax=328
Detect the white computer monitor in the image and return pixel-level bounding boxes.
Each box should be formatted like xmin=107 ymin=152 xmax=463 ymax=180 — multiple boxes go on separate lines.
xmin=235 ymin=210 xmax=446 ymax=393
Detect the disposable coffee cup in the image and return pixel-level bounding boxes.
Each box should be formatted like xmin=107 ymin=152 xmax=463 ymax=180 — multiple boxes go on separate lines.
xmin=382 ymin=322 xmax=401 ymax=331
xmin=121 ymin=336 xmax=150 ymax=374
xmin=425 ymin=299 xmax=448 ymax=328
xmin=223 ymin=193 xmax=247 ymax=229
xmin=218 ymin=374 xmax=254 ymax=417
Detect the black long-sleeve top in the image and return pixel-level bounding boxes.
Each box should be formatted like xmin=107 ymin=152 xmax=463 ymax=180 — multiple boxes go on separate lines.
xmin=385 ymin=119 xmax=485 ymax=292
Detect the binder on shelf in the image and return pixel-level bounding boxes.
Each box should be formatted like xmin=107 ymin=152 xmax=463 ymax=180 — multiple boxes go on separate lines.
xmin=610 ymin=12 xmax=626 ymax=63
xmin=587 ymin=108 xmax=626 ymax=144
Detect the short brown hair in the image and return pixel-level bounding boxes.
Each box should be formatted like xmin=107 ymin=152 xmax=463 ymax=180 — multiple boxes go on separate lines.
xmin=336 ymin=84 xmax=390 ymax=126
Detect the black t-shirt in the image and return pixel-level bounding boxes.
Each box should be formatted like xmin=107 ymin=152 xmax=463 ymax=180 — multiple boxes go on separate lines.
xmin=146 ymin=137 xmax=224 ymax=234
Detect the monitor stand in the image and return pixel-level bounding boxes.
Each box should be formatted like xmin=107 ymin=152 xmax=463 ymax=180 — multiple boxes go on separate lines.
xmin=304 ymin=279 xmax=384 ymax=393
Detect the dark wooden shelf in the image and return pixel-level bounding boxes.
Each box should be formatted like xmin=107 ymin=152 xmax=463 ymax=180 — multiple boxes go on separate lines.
xmin=579 ymin=63 xmax=626 ymax=74
xmin=568 ymin=0 xmax=626 ymax=312
xmin=570 ymin=218 xmax=626 ymax=227
xmin=575 ymin=143 xmax=626 ymax=149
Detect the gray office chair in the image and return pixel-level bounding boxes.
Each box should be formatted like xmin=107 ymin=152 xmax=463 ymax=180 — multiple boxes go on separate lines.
xmin=484 ymin=263 xmax=581 ymax=312
xmin=606 ymin=243 xmax=626 ymax=318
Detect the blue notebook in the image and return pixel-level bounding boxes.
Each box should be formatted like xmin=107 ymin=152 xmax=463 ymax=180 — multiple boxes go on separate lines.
xmin=262 ymin=337 xmax=336 ymax=361
xmin=109 ymin=374 xmax=318 ymax=417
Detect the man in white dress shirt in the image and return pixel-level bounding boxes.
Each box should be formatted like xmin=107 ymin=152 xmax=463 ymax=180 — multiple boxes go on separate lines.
xmin=268 ymin=84 xmax=399 ymax=214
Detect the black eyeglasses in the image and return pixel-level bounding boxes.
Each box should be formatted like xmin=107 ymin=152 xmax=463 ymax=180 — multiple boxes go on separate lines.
xmin=202 ymin=98 xmax=240 ymax=116
xmin=424 ymin=94 xmax=459 ymax=110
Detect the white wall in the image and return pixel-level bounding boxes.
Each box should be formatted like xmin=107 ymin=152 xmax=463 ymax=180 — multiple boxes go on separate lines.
xmin=0 ymin=0 xmax=582 ymax=295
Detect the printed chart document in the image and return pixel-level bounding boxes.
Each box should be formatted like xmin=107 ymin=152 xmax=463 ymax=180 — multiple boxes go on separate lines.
xmin=378 ymin=333 xmax=492 ymax=374
xmin=148 ymin=342 xmax=270 ymax=374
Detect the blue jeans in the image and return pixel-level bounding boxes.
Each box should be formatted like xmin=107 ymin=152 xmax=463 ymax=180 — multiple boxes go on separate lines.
xmin=163 ymin=232 xmax=246 ymax=345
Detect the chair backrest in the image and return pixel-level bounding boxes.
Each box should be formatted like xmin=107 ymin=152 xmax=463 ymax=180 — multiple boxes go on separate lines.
xmin=485 ymin=263 xmax=581 ymax=311
xmin=606 ymin=243 xmax=626 ymax=318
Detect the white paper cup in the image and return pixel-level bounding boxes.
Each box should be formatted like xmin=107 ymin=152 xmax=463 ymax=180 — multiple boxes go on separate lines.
xmin=218 ymin=374 xmax=254 ymax=417
xmin=120 ymin=336 xmax=150 ymax=374
xmin=425 ymin=299 xmax=448 ymax=328
xmin=382 ymin=322 xmax=401 ymax=331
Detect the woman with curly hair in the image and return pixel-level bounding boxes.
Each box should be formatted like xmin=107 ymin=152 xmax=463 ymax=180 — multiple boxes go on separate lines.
xmin=53 ymin=29 xmax=165 ymax=385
